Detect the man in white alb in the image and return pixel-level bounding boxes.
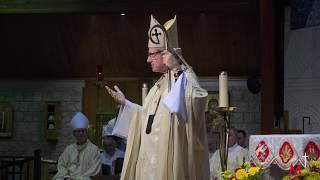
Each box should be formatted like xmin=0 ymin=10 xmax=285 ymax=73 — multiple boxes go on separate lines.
xmin=53 ymin=112 xmax=101 ymax=180
xmin=209 ymin=128 xmax=248 ymax=180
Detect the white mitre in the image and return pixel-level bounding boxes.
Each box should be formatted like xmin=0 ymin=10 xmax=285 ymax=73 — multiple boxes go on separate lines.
xmin=69 ymin=112 xmax=89 ymax=130
xmin=102 ymin=119 xmax=116 ymax=138
xmin=148 ymin=15 xmax=178 ymax=50
xmin=148 ymin=15 xmax=191 ymax=70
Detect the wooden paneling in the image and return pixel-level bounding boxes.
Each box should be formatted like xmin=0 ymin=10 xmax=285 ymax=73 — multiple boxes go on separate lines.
xmin=0 ymin=0 xmax=257 ymax=14
xmin=0 ymin=0 xmax=259 ymax=79
xmin=180 ymin=13 xmax=259 ymax=76
xmin=260 ymin=0 xmax=275 ymax=134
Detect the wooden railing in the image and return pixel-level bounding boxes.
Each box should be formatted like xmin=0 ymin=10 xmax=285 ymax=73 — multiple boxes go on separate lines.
xmin=0 ymin=149 xmax=41 ymax=180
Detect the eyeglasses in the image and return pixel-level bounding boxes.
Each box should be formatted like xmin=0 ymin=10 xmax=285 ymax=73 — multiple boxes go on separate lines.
xmin=148 ymin=50 xmax=164 ymax=58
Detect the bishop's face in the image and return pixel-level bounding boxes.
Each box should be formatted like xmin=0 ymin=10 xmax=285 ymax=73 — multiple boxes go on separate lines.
xmin=73 ymin=128 xmax=88 ymax=145
xmin=147 ymin=47 xmax=168 ymax=73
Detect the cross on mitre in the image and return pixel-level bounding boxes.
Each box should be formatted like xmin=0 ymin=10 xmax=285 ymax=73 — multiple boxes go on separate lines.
xmin=148 ymin=15 xmax=167 ymax=48
xmin=148 ymin=14 xmax=179 ymax=50
xmin=150 ymin=25 xmax=164 ymax=45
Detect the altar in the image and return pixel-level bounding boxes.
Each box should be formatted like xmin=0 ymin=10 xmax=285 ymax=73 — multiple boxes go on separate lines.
xmin=249 ymin=134 xmax=320 ymax=170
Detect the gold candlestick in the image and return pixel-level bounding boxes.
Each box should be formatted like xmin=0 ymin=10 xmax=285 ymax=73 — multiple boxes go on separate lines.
xmin=215 ymin=106 xmax=235 ymax=172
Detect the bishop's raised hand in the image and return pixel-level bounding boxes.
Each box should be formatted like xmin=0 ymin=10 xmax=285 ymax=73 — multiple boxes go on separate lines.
xmin=105 ymin=85 xmax=126 ymax=105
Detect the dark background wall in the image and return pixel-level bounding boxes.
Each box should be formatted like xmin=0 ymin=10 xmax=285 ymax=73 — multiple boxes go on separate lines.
xmin=0 ymin=0 xmax=260 ymax=79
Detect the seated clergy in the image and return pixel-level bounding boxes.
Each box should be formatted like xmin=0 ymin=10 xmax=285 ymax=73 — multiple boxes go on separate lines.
xmin=209 ymin=128 xmax=249 ymax=180
xmin=100 ymin=125 xmax=125 ymax=175
xmin=237 ymin=129 xmax=248 ymax=148
xmin=53 ymin=112 xmax=101 ymax=180
xmin=207 ymin=132 xmax=219 ymax=160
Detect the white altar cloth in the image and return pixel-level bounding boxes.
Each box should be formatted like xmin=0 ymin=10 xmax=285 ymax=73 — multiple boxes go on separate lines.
xmin=249 ymin=134 xmax=320 ymax=170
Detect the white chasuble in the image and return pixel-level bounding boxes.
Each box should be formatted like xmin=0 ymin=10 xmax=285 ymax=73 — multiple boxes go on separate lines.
xmin=113 ymin=69 xmax=210 ymax=180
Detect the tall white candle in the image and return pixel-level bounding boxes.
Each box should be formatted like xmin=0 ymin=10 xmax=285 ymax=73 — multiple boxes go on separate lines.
xmin=142 ymin=83 xmax=148 ymax=105
xmin=219 ymin=71 xmax=229 ymax=107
